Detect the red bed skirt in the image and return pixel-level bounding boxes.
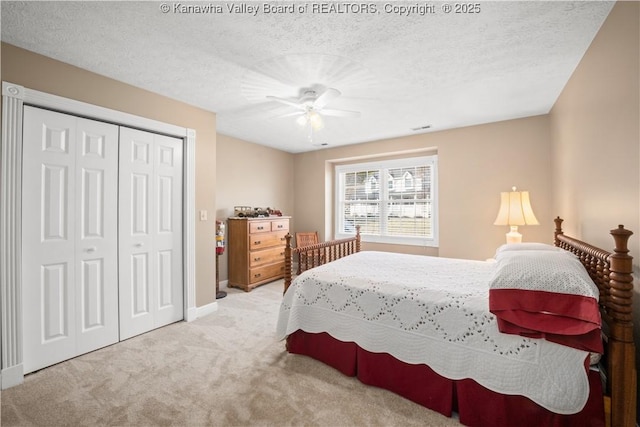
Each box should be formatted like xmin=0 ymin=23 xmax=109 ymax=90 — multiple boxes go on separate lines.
xmin=287 ymin=330 xmax=604 ymax=427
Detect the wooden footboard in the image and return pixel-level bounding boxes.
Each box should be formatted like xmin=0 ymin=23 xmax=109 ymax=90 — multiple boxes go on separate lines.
xmin=554 ymin=217 xmax=636 ymax=427
xmin=283 ymin=226 xmax=360 ymax=293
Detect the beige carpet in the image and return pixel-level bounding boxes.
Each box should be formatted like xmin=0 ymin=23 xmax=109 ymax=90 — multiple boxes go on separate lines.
xmin=1 ymin=280 xmax=462 ymax=426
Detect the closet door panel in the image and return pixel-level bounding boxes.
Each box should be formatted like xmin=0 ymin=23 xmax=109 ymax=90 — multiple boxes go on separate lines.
xmin=22 ymin=107 xmax=78 ymax=373
xmin=42 ymin=164 xmax=69 ymax=241
xmin=154 ymin=135 xmax=183 ymax=327
xmin=75 ymin=117 xmax=119 ymax=354
xmin=119 ymin=128 xmax=183 ymax=340
xmin=41 ymin=262 xmax=71 ymax=340
xmin=119 ymin=128 xmax=155 ymax=340
xmin=22 ymin=107 xmax=119 ymax=373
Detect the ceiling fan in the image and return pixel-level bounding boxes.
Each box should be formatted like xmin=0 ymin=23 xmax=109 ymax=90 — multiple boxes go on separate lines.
xmin=267 ymin=87 xmax=361 ymax=131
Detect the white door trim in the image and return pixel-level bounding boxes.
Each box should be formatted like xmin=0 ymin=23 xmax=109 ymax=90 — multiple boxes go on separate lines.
xmin=0 ymin=81 xmax=203 ymax=389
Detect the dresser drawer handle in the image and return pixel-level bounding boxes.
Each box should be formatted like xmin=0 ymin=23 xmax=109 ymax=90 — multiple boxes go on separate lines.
xmin=257 ymin=226 xmax=264 ymax=230
xmin=254 ymin=240 xmax=261 ymax=245
xmin=254 ymin=257 xmax=261 ymax=262
xmin=277 ymin=224 xmax=283 ymax=228
xmin=254 ymin=273 xmax=262 ymax=278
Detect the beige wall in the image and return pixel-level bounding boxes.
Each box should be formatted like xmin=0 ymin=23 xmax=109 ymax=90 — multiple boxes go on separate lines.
xmin=215 ymin=134 xmax=295 ymax=281
xmin=549 ymin=0 xmax=640 ymax=411
xmin=293 ymin=115 xmax=553 ymax=261
xmin=550 ymin=1 xmax=639 ymax=255
xmin=0 ymin=43 xmax=218 ymax=307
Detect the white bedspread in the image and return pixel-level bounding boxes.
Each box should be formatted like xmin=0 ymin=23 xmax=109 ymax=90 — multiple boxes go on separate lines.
xmin=276 ymin=251 xmax=591 ymax=414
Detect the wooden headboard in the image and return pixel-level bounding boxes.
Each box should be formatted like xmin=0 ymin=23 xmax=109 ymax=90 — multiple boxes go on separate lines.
xmin=554 ymin=217 xmax=636 ymax=427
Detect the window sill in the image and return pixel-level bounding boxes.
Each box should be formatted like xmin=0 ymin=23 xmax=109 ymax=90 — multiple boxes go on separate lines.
xmin=336 ymin=233 xmax=438 ymax=247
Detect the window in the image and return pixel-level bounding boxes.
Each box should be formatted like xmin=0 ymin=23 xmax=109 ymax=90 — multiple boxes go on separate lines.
xmin=335 ymin=155 xmax=438 ymax=246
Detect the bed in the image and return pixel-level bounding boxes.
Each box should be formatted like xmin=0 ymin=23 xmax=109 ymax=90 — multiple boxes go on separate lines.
xmin=277 ymin=218 xmax=636 ymax=427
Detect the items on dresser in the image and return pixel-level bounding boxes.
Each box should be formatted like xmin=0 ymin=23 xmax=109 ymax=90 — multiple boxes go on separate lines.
xmin=227 ymin=216 xmax=290 ymax=291
xmin=233 ymin=206 xmax=283 ymax=218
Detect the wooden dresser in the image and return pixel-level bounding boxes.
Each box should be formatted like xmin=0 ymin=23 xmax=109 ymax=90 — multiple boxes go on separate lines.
xmin=227 ymin=216 xmax=290 ymax=291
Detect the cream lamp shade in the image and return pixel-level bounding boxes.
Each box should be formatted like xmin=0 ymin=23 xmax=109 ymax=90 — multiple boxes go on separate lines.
xmin=494 ymin=186 xmax=539 ymax=243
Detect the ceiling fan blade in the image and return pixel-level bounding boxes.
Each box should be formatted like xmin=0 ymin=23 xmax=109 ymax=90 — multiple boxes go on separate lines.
xmin=320 ymin=108 xmax=361 ymax=118
xmin=266 ymin=95 xmax=306 ymax=110
xmin=313 ymin=88 xmax=341 ymax=109
xmin=274 ymin=111 xmax=304 ymax=119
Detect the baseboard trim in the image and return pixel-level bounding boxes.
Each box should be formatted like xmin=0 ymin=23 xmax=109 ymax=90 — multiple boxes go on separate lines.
xmin=1 ymin=364 xmax=24 ymax=389
xmin=196 ymin=301 xmax=218 ymax=319
xmin=185 ymin=306 xmax=198 ymax=322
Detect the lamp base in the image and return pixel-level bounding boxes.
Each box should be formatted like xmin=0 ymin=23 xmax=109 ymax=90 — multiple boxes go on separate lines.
xmin=505 ymin=226 xmax=522 ymax=244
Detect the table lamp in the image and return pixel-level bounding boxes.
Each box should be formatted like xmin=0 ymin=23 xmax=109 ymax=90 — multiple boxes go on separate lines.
xmin=494 ymin=186 xmax=539 ymax=243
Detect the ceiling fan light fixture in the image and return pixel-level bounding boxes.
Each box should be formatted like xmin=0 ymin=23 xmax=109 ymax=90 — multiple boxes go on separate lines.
xmin=271 ymin=87 xmax=355 ymax=132
xmin=296 ymin=110 xmax=324 ymax=130
xmin=308 ymin=111 xmax=323 ymax=130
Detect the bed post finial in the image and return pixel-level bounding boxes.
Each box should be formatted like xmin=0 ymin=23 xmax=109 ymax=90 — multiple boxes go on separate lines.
xmin=607 ymin=224 xmax=635 ymax=427
xmin=284 ymin=233 xmax=292 ymax=294
xmin=355 ymin=225 xmax=361 ymax=253
xmin=608 ymin=225 xmax=634 ymax=325
xmin=554 ymin=217 xmax=564 ymax=247
xmin=610 ymin=225 xmax=633 ymax=257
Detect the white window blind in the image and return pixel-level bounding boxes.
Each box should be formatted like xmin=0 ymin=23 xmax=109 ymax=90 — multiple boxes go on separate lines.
xmin=335 ymin=155 xmax=438 ymax=246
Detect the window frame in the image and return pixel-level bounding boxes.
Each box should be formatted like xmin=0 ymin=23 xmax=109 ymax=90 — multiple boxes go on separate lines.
xmin=334 ymin=155 xmax=439 ymax=247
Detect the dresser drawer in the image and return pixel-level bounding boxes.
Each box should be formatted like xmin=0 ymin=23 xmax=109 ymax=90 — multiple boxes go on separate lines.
xmin=270 ymin=219 xmax=289 ymax=232
xmin=249 ymin=221 xmax=271 ymax=234
xmin=249 ymin=246 xmax=285 ymax=267
xmin=249 ymin=231 xmax=287 ymax=250
xmin=249 ymin=262 xmax=285 ymax=284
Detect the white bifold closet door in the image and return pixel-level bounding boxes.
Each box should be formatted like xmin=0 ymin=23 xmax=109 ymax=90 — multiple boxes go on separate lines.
xmin=22 ymin=106 xmax=120 ymax=374
xmin=22 ymin=107 xmax=184 ymax=374
xmin=118 ymin=127 xmax=183 ymax=340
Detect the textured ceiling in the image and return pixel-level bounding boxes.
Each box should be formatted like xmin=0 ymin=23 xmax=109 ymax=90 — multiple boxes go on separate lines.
xmin=1 ymin=1 xmax=614 ymax=153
